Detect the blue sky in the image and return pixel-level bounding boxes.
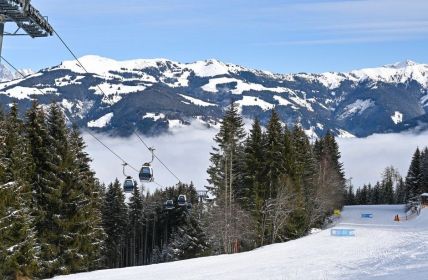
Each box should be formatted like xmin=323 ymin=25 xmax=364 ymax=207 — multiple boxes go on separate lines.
xmin=3 ymin=0 xmax=428 ymax=73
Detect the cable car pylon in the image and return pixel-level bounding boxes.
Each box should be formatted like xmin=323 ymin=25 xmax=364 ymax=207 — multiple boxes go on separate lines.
xmin=0 ymin=0 xmax=53 ymax=58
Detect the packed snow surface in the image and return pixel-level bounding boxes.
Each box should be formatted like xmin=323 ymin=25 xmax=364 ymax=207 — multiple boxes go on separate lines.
xmin=89 ymin=82 xmax=146 ymax=105
xmin=168 ymin=119 xmax=184 ymax=129
xmin=273 ymin=95 xmax=293 ymax=107
xmin=179 ymin=94 xmax=216 ymax=106
xmin=142 ymin=112 xmax=165 ymax=121
xmin=304 ymin=126 xmax=317 ymax=140
xmin=289 ymin=95 xmax=314 ymax=112
xmin=391 ymin=111 xmax=403 ymax=124
xmin=3 ymin=86 xmax=57 ymax=99
xmin=87 ymin=113 xmax=114 ymax=128
xmin=235 ymin=96 xmax=274 ymax=111
xmin=53 ymin=205 xmax=428 ymax=280
xmin=337 ymin=129 xmax=356 ymax=138
xmin=201 ymin=77 xmax=288 ymax=94
xmin=338 ymin=99 xmax=375 ymax=120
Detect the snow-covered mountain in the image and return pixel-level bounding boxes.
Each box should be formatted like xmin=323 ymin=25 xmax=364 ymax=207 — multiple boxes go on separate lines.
xmin=0 ymin=64 xmax=15 ymax=82
xmin=0 ymin=64 xmax=33 ymax=82
xmin=1 ymin=56 xmax=427 ymax=137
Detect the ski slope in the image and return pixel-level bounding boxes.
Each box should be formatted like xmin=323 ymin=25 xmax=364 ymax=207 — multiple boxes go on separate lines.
xmin=53 ymin=205 xmax=428 ymax=280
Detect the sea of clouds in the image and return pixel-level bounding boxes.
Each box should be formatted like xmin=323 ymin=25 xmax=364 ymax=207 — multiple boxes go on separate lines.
xmin=84 ymin=124 xmax=428 ymax=192
xmin=83 ymin=122 xmax=217 ymax=193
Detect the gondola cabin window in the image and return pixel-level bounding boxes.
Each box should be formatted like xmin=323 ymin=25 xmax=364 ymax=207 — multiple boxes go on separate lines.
xmin=123 ymin=178 xmax=135 ymax=192
xmin=139 ymin=165 xmax=154 ymax=182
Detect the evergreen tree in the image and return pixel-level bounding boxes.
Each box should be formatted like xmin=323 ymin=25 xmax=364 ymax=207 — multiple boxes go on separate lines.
xmin=45 ymin=103 xmax=84 ymax=275
xmin=355 ymin=188 xmax=361 ymax=204
xmin=25 ymin=102 xmax=67 ymax=277
xmin=420 ymin=148 xmax=428 ymax=194
xmin=292 ymin=125 xmax=318 ymax=201
xmin=242 ymin=119 xmax=266 ymax=246
xmin=323 ymin=132 xmax=346 ymax=182
xmin=286 ymin=125 xmax=317 ymax=238
xmin=258 ymin=110 xmax=287 ymax=244
xmin=0 ymin=102 xmax=127 ymax=276
xmin=381 ymin=180 xmax=395 ymax=204
xmin=23 ymin=104 xmax=69 ymax=277
xmin=380 ymin=166 xmax=400 ymax=204
xmin=395 ymin=178 xmax=406 ymax=204
xmin=282 ymin=126 xmax=295 ymax=176
xmin=372 ymin=183 xmax=380 ymax=204
xmin=308 ymin=130 xmax=345 ymax=233
xmin=345 ymin=185 xmax=355 ymax=205
xmin=263 ymin=110 xmax=284 ymax=200
xmin=242 ymin=118 xmax=264 ymax=211
xmin=127 ymin=185 xmax=144 ymax=266
xmin=0 ymin=104 xmax=38 ymax=279
xmin=357 ymin=185 xmax=369 ymax=205
xmin=315 ymin=131 xmax=346 ymax=210
xmin=206 ymin=102 xmax=247 ymax=253
xmin=367 ymin=185 xmax=373 ymax=204
xmin=0 ymin=183 xmax=38 ymax=279
xmin=102 ymin=179 xmax=128 ymax=268
xmin=167 ymin=211 xmax=209 ymax=261
xmin=207 ymin=102 xmax=246 ymax=199
xmin=64 ymin=126 xmax=105 ymax=272
xmin=405 ymin=148 xmax=423 ymax=200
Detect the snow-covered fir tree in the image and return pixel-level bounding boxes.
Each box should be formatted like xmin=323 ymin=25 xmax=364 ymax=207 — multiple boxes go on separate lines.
xmin=405 ymin=148 xmax=423 ymax=200
xmin=102 ymin=179 xmax=128 ymax=268
xmin=0 ymin=104 xmax=38 ymax=279
xmin=206 ymin=106 xmax=347 ymax=251
xmin=127 ymin=184 xmax=144 ymax=266
xmin=0 ymin=103 xmax=107 ymax=278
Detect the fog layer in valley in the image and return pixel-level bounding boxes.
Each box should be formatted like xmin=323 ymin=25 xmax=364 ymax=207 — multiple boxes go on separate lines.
xmin=83 ymin=122 xmax=217 ymax=193
xmin=337 ymin=131 xmax=428 ymax=187
xmin=84 ymin=124 xmax=428 ymax=192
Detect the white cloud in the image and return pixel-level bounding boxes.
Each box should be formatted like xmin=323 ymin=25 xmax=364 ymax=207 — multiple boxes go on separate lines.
xmin=83 ymin=121 xmax=217 ymax=193
xmin=84 ymin=121 xmax=428 ymax=194
xmin=338 ymin=131 xmax=428 ymax=188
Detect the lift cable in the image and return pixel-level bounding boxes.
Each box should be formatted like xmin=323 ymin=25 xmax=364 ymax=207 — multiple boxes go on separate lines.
xmin=54 ymin=27 xmax=183 ymax=184
xmin=4 ymin=27 xmax=181 ymax=187
xmin=133 ymin=130 xmax=182 ymax=183
xmin=52 ymin=29 xmax=114 ymax=103
xmin=152 ymin=180 xmax=166 ymax=189
xmin=0 ymin=55 xmax=139 ymax=173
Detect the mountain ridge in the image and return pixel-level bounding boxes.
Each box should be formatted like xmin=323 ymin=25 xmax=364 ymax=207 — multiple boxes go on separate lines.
xmin=0 ymin=64 xmax=33 ymax=82
xmin=0 ymin=56 xmax=427 ymax=138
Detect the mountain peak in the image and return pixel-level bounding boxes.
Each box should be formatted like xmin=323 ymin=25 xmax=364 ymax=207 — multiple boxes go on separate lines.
xmin=0 ymin=64 xmax=34 ymax=82
xmin=0 ymin=64 xmax=15 ymax=82
xmin=3 ymin=55 xmax=428 ymax=139
xmin=59 ymin=55 xmax=177 ymax=76
xmin=384 ymin=60 xmax=418 ymax=69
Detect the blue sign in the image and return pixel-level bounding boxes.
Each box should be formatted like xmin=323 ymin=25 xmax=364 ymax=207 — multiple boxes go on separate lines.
xmin=331 ymin=228 xmax=355 ymax=237
xmin=361 ymin=213 xmax=373 ymax=218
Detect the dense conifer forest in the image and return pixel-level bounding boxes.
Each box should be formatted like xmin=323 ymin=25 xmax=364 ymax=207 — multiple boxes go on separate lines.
xmin=0 ymin=102 xmax=423 ymax=279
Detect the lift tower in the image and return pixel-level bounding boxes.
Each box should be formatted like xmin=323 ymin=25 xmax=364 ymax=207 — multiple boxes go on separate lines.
xmin=0 ymin=0 xmax=53 ymax=57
